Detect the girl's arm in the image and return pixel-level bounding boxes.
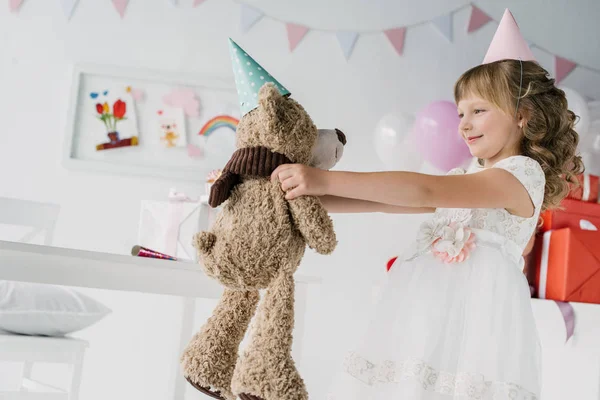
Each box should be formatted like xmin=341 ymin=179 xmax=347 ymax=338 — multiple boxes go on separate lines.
xmin=319 ymin=195 xmax=435 ymax=214
xmin=323 ymin=169 xmax=533 ymax=217
xmin=271 ymin=165 xmax=533 ymax=218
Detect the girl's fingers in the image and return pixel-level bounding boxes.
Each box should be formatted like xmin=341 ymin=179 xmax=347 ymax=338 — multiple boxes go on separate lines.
xmin=280 ymin=176 xmax=299 ymax=191
xmin=276 ymin=169 xmax=297 ymax=184
xmin=271 ymin=164 xmax=294 ymax=181
xmin=285 ymin=187 xmax=302 ymax=200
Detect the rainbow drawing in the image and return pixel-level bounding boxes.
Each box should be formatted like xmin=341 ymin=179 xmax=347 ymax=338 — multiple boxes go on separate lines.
xmin=198 ymin=115 xmax=239 ymax=137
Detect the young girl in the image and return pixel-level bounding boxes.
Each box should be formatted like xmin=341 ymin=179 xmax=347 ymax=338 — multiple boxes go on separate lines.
xmin=272 ymin=10 xmax=583 ymax=400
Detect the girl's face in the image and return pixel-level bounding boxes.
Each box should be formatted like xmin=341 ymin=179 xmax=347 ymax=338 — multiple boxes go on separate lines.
xmin=457 ymin=94 xmax=522 ymax=166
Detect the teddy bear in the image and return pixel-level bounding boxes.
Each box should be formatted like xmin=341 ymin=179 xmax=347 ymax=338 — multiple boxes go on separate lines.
xmin=180 ymin=39 xmax=344 ymax=400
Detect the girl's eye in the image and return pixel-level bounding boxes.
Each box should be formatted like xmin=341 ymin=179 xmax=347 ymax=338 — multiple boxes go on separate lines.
xmin=474 ymin=109 xmax=485 ymax=114
xmin=458 ymin=113 xmax=464 ymax=118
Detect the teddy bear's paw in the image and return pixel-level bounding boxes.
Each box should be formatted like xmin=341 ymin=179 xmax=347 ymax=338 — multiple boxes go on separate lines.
xmin=193 ymin=231 xmax=217 ymax=253
xmin=233 ymin=356 xmax=308 ymax=400
xmin=180 ymin=347 xmax=236 ymax=400
xmin=185 ymin=376 xmax=227 ymax=400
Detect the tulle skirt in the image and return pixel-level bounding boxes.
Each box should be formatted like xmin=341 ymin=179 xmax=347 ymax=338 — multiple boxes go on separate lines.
xmin=326 ymin=229 xmax=541 ymax=400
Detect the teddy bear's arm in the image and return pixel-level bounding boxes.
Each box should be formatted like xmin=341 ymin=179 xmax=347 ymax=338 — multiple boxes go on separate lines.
xmin=288 ymin=195 xmax=337 ymax=255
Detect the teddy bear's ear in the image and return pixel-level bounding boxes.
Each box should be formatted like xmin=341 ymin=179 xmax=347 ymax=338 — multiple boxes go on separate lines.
xmin=258 ymin=83 xmax=286 ymax=119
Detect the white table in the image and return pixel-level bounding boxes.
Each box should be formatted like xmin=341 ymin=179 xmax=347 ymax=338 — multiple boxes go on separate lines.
xmin=0 ymin=240 xmax=321 ymax=400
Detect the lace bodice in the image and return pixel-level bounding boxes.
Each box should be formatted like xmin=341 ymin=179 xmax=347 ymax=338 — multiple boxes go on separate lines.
xmin=428 ymin=156 xmax=545 ymax=254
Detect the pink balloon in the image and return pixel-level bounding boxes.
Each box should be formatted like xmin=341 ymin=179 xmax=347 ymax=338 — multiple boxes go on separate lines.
xmin=412 ymin=101 xmax=471 ymax=172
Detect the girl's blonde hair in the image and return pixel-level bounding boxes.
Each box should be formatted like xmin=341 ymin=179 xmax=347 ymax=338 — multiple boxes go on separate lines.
xmin=454 ymin=59 xmax=584 ymax=212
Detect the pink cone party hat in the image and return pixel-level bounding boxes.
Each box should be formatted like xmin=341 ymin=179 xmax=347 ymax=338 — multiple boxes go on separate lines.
xmin=482 ymin=9 xmax=536 ymax=64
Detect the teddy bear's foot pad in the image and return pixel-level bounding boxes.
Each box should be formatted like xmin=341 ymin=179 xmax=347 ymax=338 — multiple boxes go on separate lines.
xmin=239 ymin=394 xmax=264 ymax=400
xmin=185 ymin=376 xmax=226 ymax=400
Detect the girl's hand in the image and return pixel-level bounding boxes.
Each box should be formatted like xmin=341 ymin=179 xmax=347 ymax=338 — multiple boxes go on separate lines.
xmin=271 ymin=164 xmax=330 ymax=200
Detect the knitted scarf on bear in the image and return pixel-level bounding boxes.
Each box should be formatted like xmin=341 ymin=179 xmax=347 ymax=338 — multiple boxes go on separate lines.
xmin=208 ymin=146 xmax=291 ymax=208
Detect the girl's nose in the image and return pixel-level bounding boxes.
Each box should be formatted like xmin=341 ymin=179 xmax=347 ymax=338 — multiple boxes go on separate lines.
xmin=459 ymin=119 xmax=472 ymax=133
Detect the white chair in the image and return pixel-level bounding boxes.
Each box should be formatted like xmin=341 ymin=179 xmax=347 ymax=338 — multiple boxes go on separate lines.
xmin=0 ymin=196 xmax=88 ymax=400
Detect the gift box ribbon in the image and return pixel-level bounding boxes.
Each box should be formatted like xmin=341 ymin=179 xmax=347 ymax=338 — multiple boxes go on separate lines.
xmin=165 ymin=189 xmax=198 ymax=256
xmin=538 ymin=219 xmax=598 ymax=343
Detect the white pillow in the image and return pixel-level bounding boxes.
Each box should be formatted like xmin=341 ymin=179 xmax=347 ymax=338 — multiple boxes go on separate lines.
xmin=0 ymin=281 xmax=111 ymax=336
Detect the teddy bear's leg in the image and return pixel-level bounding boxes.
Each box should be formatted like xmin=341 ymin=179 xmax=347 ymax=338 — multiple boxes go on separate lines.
xmin=181 ymin=288 xmax=260 ymax=400
xmin=232 ymin=271 xmax=308 ymax=400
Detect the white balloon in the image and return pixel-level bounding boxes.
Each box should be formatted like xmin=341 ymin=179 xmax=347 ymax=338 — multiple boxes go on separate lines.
xmin=581 ymin=150 xmax=600 ymax=176
xmin=560 ymin=87 xmax=590 ymax=139
xmin=373 ymin=112 xmax=423 ymax=171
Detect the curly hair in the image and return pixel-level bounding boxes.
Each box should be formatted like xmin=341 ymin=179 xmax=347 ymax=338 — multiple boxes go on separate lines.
xmin=454 ymin=59 xmax=585 ymax=212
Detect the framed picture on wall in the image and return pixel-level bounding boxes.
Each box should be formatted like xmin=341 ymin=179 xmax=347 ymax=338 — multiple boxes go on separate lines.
xmin=63 ymin=64 xmax=241 ymax=181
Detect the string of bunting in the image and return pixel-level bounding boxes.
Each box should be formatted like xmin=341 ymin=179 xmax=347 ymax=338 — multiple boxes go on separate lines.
xmin=8 ymin=0 xmax=599 ymax=84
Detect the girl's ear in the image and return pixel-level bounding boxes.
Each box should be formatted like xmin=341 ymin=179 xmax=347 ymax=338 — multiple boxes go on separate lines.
xmin=517 ymin=111 xmax=528 ymax=129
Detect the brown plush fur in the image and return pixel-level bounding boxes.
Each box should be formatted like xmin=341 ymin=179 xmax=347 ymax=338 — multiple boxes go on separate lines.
xmin=181 ymin=83 xmax=338 ymax=400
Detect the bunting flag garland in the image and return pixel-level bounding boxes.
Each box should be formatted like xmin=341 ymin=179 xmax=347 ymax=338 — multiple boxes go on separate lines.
xmin=336 ymin=31 xmax=359 ymax=60
xmin=467 ymin=5 xmax=492 ymax=33
xmin=384 ymin=27 xmax=407 ymax=56
xmin=60 ymin=0 xmax=79 ymax=19
xmin=555 ymin=56 xmax=578 ymax=85
xmin=6 ymin=0 xmax=599 ymax=83
xmin=431 ymin=13 xmax=453 ymax=42
xmin=111 ymin=0 xmax=128 ymax=18
xmin=286 ymin=23 xmax=309 ymax=51
xmin=240 ymin=4 xmax=263 ymax=33
xmin=9 ymin=0 xmax=23 ymax=12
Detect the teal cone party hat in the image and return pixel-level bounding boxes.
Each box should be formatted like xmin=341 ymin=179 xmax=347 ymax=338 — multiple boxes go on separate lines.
xmin=228 ymin=38 xmax=291 ymax=116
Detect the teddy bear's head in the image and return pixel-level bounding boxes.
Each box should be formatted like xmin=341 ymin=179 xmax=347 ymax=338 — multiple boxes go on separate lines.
xmin=235 ymin=83 xmax=317 ymax=165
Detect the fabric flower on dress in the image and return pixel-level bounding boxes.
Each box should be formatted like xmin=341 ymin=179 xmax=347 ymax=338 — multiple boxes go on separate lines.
xmin=414 ymin=217 xmax=476 ymax=264
xmin=431 ymin=222 xmax=476 ymax=263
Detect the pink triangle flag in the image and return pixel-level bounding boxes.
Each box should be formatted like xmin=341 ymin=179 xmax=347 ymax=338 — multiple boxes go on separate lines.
xmin=112 ymin=0 xmax=128 ymax=18
xmin=384 ymin=27 xmax=407 ymax=56
xmin=193 ymin=0 xmax=206 ymax=6
xmin=9 ymin=0 xmax=24 ymax=12
xmin=555 ymin=56 xmax=577 ymax=84
xmin=467 ymin=5 xmax=492 ymax=33
xmin=286 ymin=23 xmax=309 ymax=51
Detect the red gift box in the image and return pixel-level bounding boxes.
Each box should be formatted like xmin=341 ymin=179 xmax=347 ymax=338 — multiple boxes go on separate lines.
xmin=534 ymin=228 xmax=600 ymax=304
xmin=540 ymin=199 xmax=600 ymax=233
xmin=567 ymin=174 xmax=599 ymax=203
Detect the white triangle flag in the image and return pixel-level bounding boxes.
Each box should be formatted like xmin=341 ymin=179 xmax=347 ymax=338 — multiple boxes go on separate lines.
xmin=431 ymin=13 xmax=452 ymax=42
xmin=336 ymin=31 xmax=359 ymax=60
xmin=240 ymin=4 xmax=263 ymax=33
xmin=60 ymin=0 xmax=79 ymax=19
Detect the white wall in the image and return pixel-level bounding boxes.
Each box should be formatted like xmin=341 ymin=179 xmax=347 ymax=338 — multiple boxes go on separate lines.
xmin=1 ymin=0 xmax=600 ymax=399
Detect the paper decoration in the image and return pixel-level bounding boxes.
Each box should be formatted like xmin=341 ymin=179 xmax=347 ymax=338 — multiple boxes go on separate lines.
xmin=240 ymin=4 xmax=263 ymax=33
xmin=9 ymin=0 xmax=23 ymax=12
xmin=336 ymin=31 xmax=359 ymax=60
xmin=199 ymin=115 xmax=238 ymax=137
xmin=5 ymin=2 xmax=595 ymax=84
xmin=187 ymin=144 xmax=203 ymax=158
xmin=126 ymin=86 xmax=145 ymax=102
xmin=431 ymin=13 xmax=453 ymax=42
xmin=286 ymin=23 xmax=309 ymax=52
xmin=112 ymin=0 xmax=128 ymax=18
xmin=555 ymin=301 xmax=575 ymax=342
xmin=157 ymin=108 xmax=187 ymax=148
xmin=60 ymin=0 xmax=79 ymax=19
xmin=555 ymin=56 xmax=577 ymax=84
xmin=92 ymin=88 xmax=139 ymax=151
xmin=384 ymin=27 xmax=407 ymax=56
xmin=467 ymin=5 xmax=492 ymax=33
xmin=162 ymin=88 xmax=200 ymax=117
